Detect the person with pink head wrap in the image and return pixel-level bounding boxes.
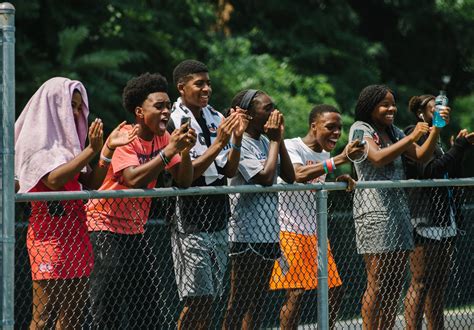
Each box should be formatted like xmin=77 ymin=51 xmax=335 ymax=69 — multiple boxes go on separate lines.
xmin=15 ymin=77 xmax=138 ymax=329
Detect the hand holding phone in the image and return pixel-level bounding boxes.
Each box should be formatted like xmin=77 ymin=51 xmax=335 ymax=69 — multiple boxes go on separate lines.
xmin=180 ymin=116 xmax=191 ymax=132
xmin=352 ymin=129 xmax=366 ymax=146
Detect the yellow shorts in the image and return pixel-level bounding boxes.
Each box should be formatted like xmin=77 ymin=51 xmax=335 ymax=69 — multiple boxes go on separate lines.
xmin=269 ymin=231 xmax=342 ymax=290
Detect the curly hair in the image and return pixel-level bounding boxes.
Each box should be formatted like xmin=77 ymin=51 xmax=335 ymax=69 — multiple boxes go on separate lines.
xmin=408 ymin=94 xmax=435 ymax=120
xmin=122 ymin=73 xmax=168 ymax=114
xmin=354 ymin=84 xmax=393 ymax=124
xmin=308 ymin=104 xmax=339 ymax=127
xmin=173 ymin=59 xmax=208 ymax=86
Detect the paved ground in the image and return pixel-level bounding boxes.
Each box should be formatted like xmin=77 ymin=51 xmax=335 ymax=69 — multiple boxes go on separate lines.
xmin=265 ymin=309 xmax=473 ymax=329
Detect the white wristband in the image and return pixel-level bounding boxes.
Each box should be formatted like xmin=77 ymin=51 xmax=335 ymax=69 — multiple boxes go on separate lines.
xmin=100 ymin=154 xmax=112 ymax=163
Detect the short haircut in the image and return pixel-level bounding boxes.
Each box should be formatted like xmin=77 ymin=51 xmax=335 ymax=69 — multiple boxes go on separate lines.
xmin=227 ymin=89 xmax=265 ymax=116
xmin=354 ymin=84 xmax=393 ymax=124
xmin=173 ymin=59 xmax=208 ymax=86
xmin=122 ymin=73 xmax=168 ymax=114
xmin=308 ymin=104 xmax=340 ymax=127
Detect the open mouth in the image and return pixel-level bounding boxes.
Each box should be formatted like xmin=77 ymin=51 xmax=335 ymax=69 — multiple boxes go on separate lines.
xmin=158 ymin=118 xmax=168 ymax=131
xmin=326 ymin=138 xmax=338 ymax=150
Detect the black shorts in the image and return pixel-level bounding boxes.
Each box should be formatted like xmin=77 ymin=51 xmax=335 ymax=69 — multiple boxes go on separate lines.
xmin=229 ymin=241 xmax=281 ymax=260
xmin=414 ymin=231 xmax=456 ymax=246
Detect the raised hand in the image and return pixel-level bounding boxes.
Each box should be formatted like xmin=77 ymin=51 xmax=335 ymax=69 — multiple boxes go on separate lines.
xmin=439 ymin=106 xmax=451 ymax=125
xmin=264 ymin=110 xmax=283 ymax=142
xmin=169 ymin=124 xmax=197 ymax=154
xmin=181 ymin=128 xmax=197 ymax=153
xmin=106 ymin=121 xmax=139 ymax=149
xmin=344 ymin=140 xmax=366 ymax=161
xmin=216 ymin=114 xmax=240 ymax=146
xmin=88 ymin=118 xmax=104 ymax=153
xmin=410 ymin=122 xmax=430 ymax=141
xmin=457 ymin=129 xmax=474 ymax=145
xmin=231 ymin=106 xmax=251 ymax=138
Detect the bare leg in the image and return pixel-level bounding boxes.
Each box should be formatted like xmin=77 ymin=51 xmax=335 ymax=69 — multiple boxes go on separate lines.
xmin=30 ymin=280 xmax=59 ymax=330
xmin=31 ymin=278 xmax=88 ymax=330
xmin=178 ymin=296 xmax=214 ymax=330
xmin=362 ymin=252 xmax=408 ymax=330
xmin=329 ymin=285 xmax=344 ymax=330
xmin=280 ymin=289 xmax=305 ymax=330
xmin=55 ymin=277 xmax=89 ymax=330
xmin=404 ymin=245 xmax=429 ymax=330
xmin=424 ymin=240 xmax=454 ymax=330
xmin=223 ymin=251 xmax=274 ymax=330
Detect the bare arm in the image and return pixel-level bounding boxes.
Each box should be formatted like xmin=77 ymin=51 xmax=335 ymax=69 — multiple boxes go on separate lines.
xmin=192 ymin=114 xmax=239 ymax=180
xmin=222 ymin=110 xmax=250 ymax=177
xmin=293 ymin=140 xmax=364 ymax=182
xmin=168 ymin=150 xmax=194 ymax=187
xmin=43 ymin=119 xmax=103 ymax=190
xmin=365 ymin=122 xmax=430 ymax=168
xmin=80 ymin=121 xmax=138 ymax=189
xmin=251 ymin=140 xmax=280 ymax=186
xmin=403 ymin=127 xmax=441 ymax=162
xmin=279 ymin=140 xmax=295 ymax=183
xmin=252 ymin=111 xmax=283 ymax=186
xmin=122 ymin=125 xmax=196 ymax=188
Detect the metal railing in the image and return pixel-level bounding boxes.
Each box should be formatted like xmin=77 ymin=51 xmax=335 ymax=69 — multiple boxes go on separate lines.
xmin=13 ymin=179 xmax=474 ymax=329
xmin=0 ymin=2 xmax=15 ymax=329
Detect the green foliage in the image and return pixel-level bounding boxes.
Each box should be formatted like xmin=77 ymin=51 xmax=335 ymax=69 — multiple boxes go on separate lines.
xmin=208 ymin=37 xmax=337 ymax=138
xmin=12 ymin=0 xmax=474 ymax=175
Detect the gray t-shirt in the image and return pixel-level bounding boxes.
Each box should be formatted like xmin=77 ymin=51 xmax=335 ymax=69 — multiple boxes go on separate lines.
xmin=228 ymin=133 xmax=280 ymax=243
xmin=349 ymin=121 xmax=408 ymax=218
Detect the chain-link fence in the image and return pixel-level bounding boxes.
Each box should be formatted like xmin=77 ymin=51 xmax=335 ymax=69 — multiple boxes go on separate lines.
xmin=13 ymin=180 xmax=473 ymax=329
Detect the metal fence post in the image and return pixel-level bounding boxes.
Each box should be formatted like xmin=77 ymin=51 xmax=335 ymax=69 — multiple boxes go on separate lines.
xmin=0 ymin=2 xmax=15 ymax=328
xmin=316 ymin=189 xmax=329 ymax=329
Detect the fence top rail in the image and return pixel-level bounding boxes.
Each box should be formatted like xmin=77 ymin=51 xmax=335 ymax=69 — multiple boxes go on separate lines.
xmin=14 ymin=178 xmax=474 ymax=202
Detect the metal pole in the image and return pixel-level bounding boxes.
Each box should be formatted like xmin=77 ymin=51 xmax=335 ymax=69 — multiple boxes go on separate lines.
xmin=0 ymin=2 xmax=15 ymax=328
xmin=316 ymin=189 xmax=329 ymax=329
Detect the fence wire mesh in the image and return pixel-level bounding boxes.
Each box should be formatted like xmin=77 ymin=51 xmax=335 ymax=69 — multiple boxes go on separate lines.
xmin=14 ymin=182 xmax=473 ymax=329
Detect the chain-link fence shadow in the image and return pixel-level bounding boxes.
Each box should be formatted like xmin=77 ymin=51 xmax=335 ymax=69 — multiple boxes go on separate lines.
xmin=14 ymin=182 xmax=473 ymax=329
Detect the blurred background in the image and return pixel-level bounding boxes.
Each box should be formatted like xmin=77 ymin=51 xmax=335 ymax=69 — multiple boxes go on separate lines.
xmin=12 ymin=0 xmax=474 ymax=175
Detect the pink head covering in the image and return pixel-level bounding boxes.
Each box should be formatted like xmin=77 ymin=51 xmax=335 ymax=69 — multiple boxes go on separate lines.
xmin=15 ymin=77 xmax=90 ymax=193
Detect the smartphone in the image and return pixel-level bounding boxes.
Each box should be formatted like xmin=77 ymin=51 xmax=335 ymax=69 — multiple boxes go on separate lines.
xmin=352 ymin=129 xmax=367 ymax=146
xmin=180 ymin=116 xmax=191 ymax=132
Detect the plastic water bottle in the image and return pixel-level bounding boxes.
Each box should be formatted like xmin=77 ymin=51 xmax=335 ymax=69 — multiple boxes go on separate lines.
xmin=433 ymin=90 xmax=448 ymax=128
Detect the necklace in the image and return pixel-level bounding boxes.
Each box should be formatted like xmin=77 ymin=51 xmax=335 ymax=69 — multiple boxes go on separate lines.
xmin=138 ymin=137 xmax=155 ymax=164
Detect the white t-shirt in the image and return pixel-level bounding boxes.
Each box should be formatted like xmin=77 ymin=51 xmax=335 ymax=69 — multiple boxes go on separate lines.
xmin=278 ymin=137 xmax=329 ymax=235
xmin=228 ymin=133 xmax=280 ymax=243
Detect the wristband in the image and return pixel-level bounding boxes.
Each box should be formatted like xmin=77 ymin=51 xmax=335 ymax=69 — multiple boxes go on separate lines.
xmin=100 ymin=154 xmax=112 ymax=163
xmin=325 ymin=159 xmax=335 ymax=174
xmin=231 ymin=143 xmax=241 ymax=151
xmin=330 ymin=157 xmax=336 ymax=171
xmin=159 ymin=149 xmax=170 ymax=167
xmin=106 ymin=143 xmax=116 ymax=151
xmin=322 ymin=161 xmax=329 ymax=174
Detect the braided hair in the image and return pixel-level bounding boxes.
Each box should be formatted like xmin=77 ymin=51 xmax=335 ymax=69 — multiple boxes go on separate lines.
xmin=355 ymin=84 xmax=398 ymax=142
xmin=408 ymin=94 xmax=435 ymax=121
xmin=355 ymin=84 xmax=393 ymax=124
